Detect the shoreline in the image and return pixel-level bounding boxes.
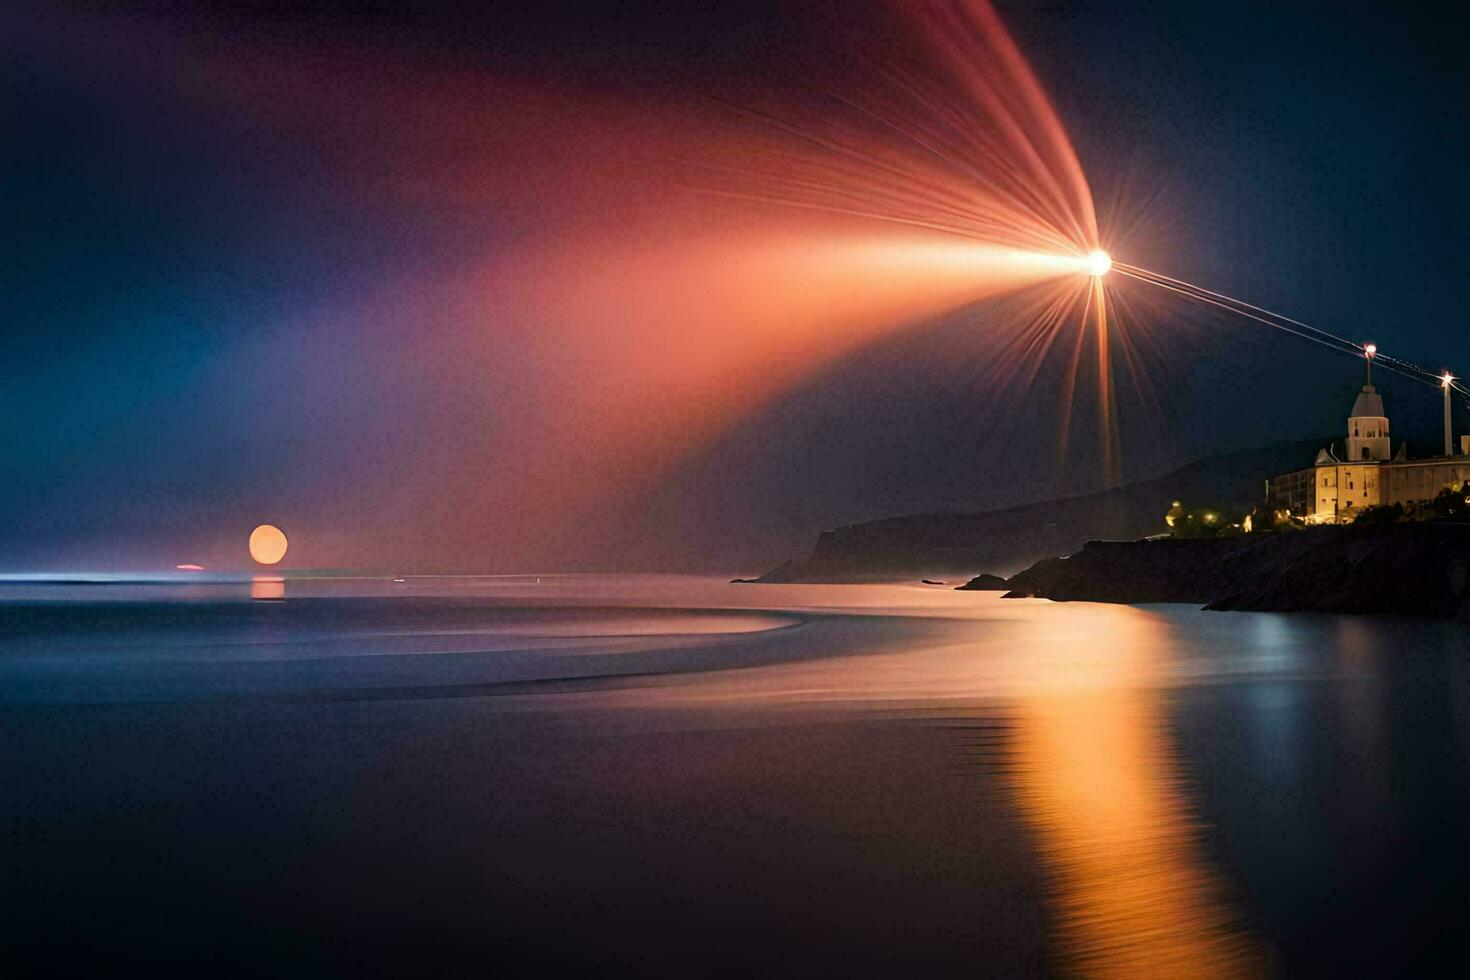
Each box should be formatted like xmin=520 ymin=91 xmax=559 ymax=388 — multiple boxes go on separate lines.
xmin=993 ymin=523 xmax=1470 ymax=618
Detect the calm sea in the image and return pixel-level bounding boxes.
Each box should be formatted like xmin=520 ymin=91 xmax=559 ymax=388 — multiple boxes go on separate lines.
xmin=4 ymin=574 xmax=1469 ymax=976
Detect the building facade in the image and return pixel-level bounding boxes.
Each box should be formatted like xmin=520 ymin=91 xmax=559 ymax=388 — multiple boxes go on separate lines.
xmin=1268 ymin=379 xmax=1470 ymax=524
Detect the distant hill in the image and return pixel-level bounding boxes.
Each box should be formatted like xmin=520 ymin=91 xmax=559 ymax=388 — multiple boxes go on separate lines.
xmin=742 ymin=439 xmax=1327 ymax=583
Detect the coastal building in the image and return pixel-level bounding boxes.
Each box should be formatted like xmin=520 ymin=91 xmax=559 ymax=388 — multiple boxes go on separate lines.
xmin=1268 ymin=360 xmax=1470 ymax=523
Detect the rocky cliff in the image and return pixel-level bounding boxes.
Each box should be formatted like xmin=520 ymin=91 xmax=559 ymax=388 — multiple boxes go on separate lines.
xmin=998 ymin=524 xmax=1470 ymax=618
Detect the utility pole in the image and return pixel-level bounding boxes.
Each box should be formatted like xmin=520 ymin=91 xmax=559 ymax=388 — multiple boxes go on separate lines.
xmin=1444 ymin=373 xmax=1455 ymax=457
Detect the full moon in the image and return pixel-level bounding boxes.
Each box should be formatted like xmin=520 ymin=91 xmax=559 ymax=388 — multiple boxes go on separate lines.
xmin=249 ymin=524 xmax=289 ymax=565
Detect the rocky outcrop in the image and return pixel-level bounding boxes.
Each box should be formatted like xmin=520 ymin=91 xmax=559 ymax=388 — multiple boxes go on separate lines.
xmin=1001 ymin=524 xmax=1470 ymax=618
xmin=956 ymin=573 xmax=1009 ymax=591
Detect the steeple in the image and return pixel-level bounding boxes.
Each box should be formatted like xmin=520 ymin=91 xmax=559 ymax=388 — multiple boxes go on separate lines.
xmin=1347 ymin=346 xmax=1390 ymax=462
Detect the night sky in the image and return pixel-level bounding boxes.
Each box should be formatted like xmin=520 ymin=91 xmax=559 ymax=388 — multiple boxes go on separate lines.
xmin=6 ymin=1 xmax=1468 ymax=572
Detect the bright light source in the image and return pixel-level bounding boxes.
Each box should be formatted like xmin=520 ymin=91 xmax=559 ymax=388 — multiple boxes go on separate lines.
xmin=1444 ymin=372 xmax=1454 ymax=388
xmin=249 ymin=524 xmax=289 ymax=565
xmin=1085 ymin=249 xmax=1112 ymax=277
xmin=1364 ymin=343 xmax=1376 ymax=356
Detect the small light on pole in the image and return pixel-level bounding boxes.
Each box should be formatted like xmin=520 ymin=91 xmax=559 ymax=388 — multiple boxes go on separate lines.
xmin=1443 ymin=372 xmax=1455 ymax=457
xmin=1364 ymin=343 xmax=1377 ymax=386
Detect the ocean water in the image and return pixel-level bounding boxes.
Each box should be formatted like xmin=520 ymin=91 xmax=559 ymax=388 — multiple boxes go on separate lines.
xmin=4 ymin=574 xmax=1470 ymax=976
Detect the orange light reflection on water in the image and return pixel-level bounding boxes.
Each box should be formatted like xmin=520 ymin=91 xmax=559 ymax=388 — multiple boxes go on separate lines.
xmin=250 ymin=576 xmax=285 ymax=601
xmin=1003 ymin=604 xmax=1263 ymax=976
xmin=583 ymin=596 xmax=1262 ymax=974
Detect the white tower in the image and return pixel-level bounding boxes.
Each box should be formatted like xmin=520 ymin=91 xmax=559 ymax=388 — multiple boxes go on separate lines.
xmin=1346 ymin=347 xmax=1390 ymax=461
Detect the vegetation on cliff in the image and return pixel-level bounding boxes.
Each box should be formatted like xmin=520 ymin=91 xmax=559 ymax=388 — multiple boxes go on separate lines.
xmin=1351 ymin=482 xmax=1470 ymax=526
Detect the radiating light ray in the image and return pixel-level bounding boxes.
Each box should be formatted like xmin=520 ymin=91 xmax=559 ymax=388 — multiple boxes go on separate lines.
xmin=1117 ymin=263 xmax=1359 ymax=353
xmin=1091 ymin=275 xmax=1121 ymax=484
xmin=698 ymin=92 xmax=1083 ymax=253
xmin=695 ymin=2 xmax=1102 ymax=268
xmin=1115 ymin=263 xmax=1466 ymax=397
xmin=19 ymin=0 xmax=1146 ymax=565
xmin=1057 ymin=283 xmax=1098 ymax=467
xmin=1114 ymin=267 xmax=1363 ymax=357
xmin=927 ymin=238 xmax=1465 ymax=496
xmin=1102 ymin=286 xmax=1166 ymax=419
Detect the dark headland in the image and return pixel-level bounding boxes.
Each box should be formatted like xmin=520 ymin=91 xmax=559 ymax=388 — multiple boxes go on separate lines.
xmin=735 ymin=436 xmax=1470 ymax=618
xmin=737 ymin=441 xmax=1324 ymax=584
xmin=993 ymin=523 xmax=1470 ymax=618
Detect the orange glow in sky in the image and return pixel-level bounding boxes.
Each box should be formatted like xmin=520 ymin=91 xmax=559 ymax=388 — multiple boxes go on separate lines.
xmin=19 ymin=0 xmax=1112 ymax=569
